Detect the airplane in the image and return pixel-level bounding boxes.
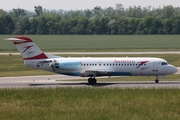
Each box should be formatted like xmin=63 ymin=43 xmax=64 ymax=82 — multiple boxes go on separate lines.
xmin=5 ymin=36 xmax=178 ymax=84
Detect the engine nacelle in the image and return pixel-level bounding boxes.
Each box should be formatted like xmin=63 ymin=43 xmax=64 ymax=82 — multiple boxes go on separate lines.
xmin=54 ymin=60 xmax=81 ymax=70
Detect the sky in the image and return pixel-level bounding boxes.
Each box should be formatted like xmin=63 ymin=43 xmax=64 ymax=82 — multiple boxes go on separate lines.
xmin=1 ymin=0 xmax=180 ymax=11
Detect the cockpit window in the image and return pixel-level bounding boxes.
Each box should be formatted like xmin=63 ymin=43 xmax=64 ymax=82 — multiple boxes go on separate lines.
xmin=162 ymin=62 xmax=168 ymax=65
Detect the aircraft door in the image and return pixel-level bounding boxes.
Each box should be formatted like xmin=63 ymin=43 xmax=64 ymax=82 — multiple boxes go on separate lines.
xmin=153 ymin=62 xmax=158 ymax=72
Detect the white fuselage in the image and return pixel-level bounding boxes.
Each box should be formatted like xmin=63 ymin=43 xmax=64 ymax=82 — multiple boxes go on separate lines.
xmin=5 ymin=36 xmax=178 ymax=84
xmin=25 ymin=57 xmax=178 ymax=78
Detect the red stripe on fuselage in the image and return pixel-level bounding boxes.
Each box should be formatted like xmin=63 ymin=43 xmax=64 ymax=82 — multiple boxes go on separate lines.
xmin=23 ymin=53 xmax=48 ymax=60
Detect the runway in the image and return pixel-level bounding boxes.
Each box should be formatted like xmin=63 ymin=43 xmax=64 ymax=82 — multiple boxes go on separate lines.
xmin=0 ymin=72 xmax=180 ymax=88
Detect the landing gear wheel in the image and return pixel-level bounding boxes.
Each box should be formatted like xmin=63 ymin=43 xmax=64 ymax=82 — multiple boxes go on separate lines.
xmin=88 ymin=78 xmax=92 ymax=84
xmin=92 ymin=78 xmax=97 ymax=84
xmin=88 ymin=78 xmax=97 ymax=84
xmin=155 ymin=79 xmax=159 ymax=83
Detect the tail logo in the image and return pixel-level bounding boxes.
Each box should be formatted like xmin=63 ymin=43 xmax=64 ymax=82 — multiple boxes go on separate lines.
xmin=23 ymin=45 xmax=34 ymax=53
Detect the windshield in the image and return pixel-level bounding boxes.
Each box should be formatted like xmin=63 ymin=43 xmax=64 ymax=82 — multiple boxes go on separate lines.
xmin=162 ymin=62 xmax=168 ymax=65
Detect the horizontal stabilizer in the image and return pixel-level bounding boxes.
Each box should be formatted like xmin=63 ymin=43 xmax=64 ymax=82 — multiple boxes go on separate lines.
xmin=4 ymin=38 xmax=26 ymax=42
xmin=4 ymin=37 xmax=33 ymax=43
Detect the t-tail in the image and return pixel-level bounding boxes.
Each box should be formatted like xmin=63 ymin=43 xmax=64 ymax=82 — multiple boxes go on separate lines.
xmin=5 ymin=36 xmax=48 ymax=60
xmin=5 ymin=36 xmax=60 ymax=72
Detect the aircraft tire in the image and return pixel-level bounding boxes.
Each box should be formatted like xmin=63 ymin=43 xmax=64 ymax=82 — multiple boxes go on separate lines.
xmin=92 ymin=78 xmax=97 ymax=84
xmin=88 ymin=78 xmax=97 ymax=84
xmin=155 ymin=79 xmax=159 ymax=83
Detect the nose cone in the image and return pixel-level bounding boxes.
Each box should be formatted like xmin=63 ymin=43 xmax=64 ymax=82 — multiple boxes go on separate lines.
xmin=165 ymin=65 xmax=178 ymax=75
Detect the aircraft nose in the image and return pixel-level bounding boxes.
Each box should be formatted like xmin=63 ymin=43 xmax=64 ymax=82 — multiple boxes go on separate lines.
xmin=165 ymin=65 xmax=178 ymax=74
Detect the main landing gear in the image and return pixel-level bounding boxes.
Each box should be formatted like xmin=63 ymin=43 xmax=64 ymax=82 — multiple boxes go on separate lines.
xmin=155 ymin=79 xmax=159 ymax=83
xmin=88 ymin=77 xmax=97 ymax=84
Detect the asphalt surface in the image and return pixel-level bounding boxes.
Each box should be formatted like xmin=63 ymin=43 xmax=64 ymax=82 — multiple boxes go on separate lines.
xmin=0 ymin=67 xmax=179 ymax=89
xmin=0 ymin=75 xmax=180 ymax=88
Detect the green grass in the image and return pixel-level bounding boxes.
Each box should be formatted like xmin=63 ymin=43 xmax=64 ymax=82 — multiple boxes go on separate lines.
xmin=0 ymin=54 xmax=179 ymax=77
xmin=0 ymin=88 xmax=180 ymax=120
xmin=0 ymin=35 xmax=180 ymax=52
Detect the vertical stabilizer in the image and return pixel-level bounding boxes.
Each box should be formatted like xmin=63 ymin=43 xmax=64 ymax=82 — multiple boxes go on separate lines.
xmin=5 ymin=36 xmax=48 ymax=60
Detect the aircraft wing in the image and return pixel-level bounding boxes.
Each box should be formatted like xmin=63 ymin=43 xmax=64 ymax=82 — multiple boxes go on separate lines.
xmin=80 ymin=69 xmax=115 ymax=77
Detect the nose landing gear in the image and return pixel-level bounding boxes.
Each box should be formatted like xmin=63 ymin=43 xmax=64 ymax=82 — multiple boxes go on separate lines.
xmin=155 ymin=76 xmax=159 ymax=83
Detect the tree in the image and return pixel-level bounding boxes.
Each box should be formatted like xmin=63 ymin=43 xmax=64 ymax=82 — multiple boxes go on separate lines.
xmin=75 ymin=17 xmax=89 ymax=34
xmin=14 ymin=17 xmax=30 ymax=34
xmin=0 ymin=15 xmax=5 ymax=34
xmin=126 ymin=6 xmax=143 ymax=18
xmin=1 ymin=4 xmax=180 ymax=35
xmin=84 ymin=9 xmax=92 ymax=18
xmin=108 ymin=19 xmax=118 ymax=34
xmin=115 ymin=4 xmax=125 ymax=17
xmin=117 ymin=17 xmax=131 ymax=34
xmin=91 ymin=17 xmax=109 ymax=34
xmin=0 ymin=9 xmax=6 ymax=15
xmin=0 ymin=15 xmax=15 ymax=34
xmin=36 ymin=16 xmax=48 ymax=34
xmin=172 ymin=16 xmax=180 ymax=34
xmin=29 ymin=18 xmax=38 ymax=34
xmin=163 ymin=19 xmax=173 ymax=34
xmin=162 ymin=5 xmax=175 ymax=19
xmin=10 ymin=8 xmax=27 ymax=23
xmin=129 ymin=18 xmax=141 ymax=34
xmin=34 ymin=5 xmax=43 ymax=16
xmin=93 ymin=6 xmax=103 ymax=18
xmin=137 ymin=16 xmax=162 ymax=34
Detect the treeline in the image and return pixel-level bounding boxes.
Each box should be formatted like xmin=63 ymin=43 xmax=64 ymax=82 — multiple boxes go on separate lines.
xmin=0 ymin=4 xmax=180 ymax=35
